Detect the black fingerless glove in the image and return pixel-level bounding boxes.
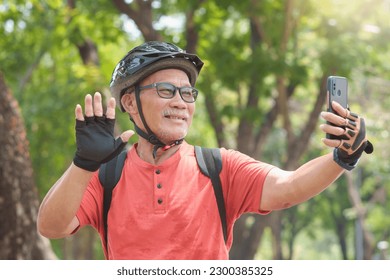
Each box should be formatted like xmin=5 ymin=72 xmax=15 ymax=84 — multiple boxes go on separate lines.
xmin=333 ymin=118 xmax=374 ymax=171
xmin=73 ymin=116 xmax=127 ymax=171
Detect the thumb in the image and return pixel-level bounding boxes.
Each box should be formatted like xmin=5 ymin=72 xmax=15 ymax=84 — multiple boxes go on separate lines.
xmin=120 ymin=130 xmax=135 ymax=142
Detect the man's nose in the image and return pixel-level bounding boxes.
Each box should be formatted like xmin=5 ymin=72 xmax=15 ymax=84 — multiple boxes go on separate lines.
xmin=170 ymin=90 xmax=187 ymax=107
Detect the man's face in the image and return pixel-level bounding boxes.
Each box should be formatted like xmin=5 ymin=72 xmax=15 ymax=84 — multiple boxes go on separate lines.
xmin=133 ymin=69 xmax=195 ymax=143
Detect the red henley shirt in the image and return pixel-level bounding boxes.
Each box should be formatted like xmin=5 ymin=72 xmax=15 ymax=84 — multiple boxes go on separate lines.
xmin=76 ymin=142 xmax=273 ymax=259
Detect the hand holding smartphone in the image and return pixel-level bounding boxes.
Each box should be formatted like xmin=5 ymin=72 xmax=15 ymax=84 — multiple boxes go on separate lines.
xmin=326 ymin=76 xmax=349 ymax=140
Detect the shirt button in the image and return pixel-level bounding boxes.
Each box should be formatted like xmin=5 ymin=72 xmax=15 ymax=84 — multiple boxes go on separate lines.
xmin=155 ymin=169 xmax=161 ymax=174
xmin=157 ymin=198 xmax=163 ymax=204
xmin=157 ymin=183 xmax=162 ymax=189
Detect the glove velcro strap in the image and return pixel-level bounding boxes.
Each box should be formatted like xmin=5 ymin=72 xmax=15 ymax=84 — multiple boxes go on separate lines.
xmin=333 ymin=148 xmax=358 ymax=171
xmin=73 ymin=155 xmax=101 ymax=172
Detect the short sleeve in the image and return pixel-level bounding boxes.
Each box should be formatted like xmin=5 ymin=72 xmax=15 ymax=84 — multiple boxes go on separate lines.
xmin=220 ymin=148 xmax=275 ymax=221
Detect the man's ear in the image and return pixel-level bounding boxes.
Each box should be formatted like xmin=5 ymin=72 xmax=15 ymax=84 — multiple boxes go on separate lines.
xmin=121 ymin=94 xmax=138 ymax=116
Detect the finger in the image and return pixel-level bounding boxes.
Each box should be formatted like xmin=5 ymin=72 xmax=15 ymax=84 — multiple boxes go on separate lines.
xmin=331 ymin=101 xmax=348 ymax=116
xmin=340 ymin=142 xmax=352 ymax=150
xmin=75 ymin=104 xmax=84 ymax=121
xmin=84 ymin=94 xmax=93 ymax=117
xmin=345 ymin=127 xmax=356 ymax=139
xmin=120 ymin=130 xmax=135 ymax=142
xmin=93 ymin=92 xmax=103 ymax=117
xmin=320 ymin=123 xmax=345 ymax=136
xmin=322 ymin=138 xmax=353 ymax=154
xmin=106 ymin=97 xmax=116 ymax=120
xmin=345 ymin=119 xmax=357 ymax=129
xmin=347 ymin=111 xmax=359 ymax=121
xmin=321 ymin=137 xmax=341 ymax=148
xmin=321 ymin=111 xmax=346 ymax=127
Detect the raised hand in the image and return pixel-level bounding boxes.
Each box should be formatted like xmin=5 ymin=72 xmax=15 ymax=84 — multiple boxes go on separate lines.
xmin=73 ymin=92 xmax=134 ymax=171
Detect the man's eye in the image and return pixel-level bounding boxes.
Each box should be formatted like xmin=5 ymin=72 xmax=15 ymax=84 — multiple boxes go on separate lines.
xmin=181 ymin=90 xmax=192 ymax=97
xmin=159 ymin=88 xmax=173 ymax=94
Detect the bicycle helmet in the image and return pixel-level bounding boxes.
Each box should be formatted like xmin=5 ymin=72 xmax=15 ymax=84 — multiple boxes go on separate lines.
xmin=109 ymin=41 xmax=204 ymax=158
xmin=110 ymin=41 xmax=204 ymax=112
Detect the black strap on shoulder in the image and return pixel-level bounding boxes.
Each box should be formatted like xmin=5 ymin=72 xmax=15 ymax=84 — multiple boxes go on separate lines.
xmin=98 ymin=149 xmax=127 ymax=257
xmin=194 ymin=146 xmax=227 ymax=243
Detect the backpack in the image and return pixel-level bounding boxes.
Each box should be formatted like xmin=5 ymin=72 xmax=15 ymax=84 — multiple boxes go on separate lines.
xmin=98 ymin=146 xmax=227 ymax=257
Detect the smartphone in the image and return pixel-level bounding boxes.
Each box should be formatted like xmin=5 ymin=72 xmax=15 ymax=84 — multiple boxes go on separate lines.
xmin=326 ymin=76 xmax=348 ymax=140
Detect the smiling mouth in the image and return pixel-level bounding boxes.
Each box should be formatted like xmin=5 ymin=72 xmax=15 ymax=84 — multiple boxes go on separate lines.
xmin=165 ymin=115 xmax=187 ymax=121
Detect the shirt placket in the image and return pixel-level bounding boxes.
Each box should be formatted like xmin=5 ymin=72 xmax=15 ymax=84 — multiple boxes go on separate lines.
xmin=153 ymin=168 xmax=167 ymax=213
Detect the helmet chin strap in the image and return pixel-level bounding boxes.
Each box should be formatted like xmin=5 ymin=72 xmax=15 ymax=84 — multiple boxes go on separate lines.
xmin=134 ymin=86 xmax=183 ymax=159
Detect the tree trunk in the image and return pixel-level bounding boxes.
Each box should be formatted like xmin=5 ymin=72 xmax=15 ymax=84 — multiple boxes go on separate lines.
xmin=345 ymin=171 xmax=375 ymax=259
xmin=230 ymin=1 xmax=328 ymax=259
xmin=0 ymin=73 xmax=56 ymax=259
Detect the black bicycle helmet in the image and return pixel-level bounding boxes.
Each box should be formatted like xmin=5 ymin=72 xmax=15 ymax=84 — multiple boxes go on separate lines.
xmin=110 ymin=41 xmax=204 ymax=112
xmin=109 ymin=41 xmax=204 ymax=158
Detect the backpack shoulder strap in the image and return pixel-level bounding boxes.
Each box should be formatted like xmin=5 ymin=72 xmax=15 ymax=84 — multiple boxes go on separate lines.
xmin=194 ymin=146 xmax=227 ymax=244
xmin=98 ymin=148 xmax=127 ymax=257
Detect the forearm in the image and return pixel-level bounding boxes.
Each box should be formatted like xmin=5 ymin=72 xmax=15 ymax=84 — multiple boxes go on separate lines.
xmin=287 ymin=153 xmax=344 ymax=204
xmin=261 ymin=152 xmax=344 ymax=210
xmin=37 ymin=163 xmax=94 ymax=238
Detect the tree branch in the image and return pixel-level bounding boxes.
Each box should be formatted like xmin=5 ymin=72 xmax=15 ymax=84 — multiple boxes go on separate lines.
xmin=286 ymin=75 xmax=327 ymax=169
xmin=111 ymin=0 xmax=162 ymax=41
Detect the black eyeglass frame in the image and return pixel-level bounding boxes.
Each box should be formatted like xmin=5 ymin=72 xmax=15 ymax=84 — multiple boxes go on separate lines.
xmin=137 ymin=82 xmax=199 ymax=103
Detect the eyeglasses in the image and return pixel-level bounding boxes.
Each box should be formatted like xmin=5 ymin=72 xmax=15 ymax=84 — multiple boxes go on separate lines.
xmin=138 ymin=82 xmax=198 ymax=103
